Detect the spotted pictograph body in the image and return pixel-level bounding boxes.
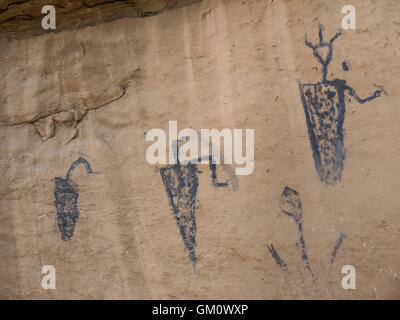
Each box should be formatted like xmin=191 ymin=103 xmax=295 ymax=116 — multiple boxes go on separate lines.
xmin=54 ymin=177 xmax=79 ymax=241
xmin=54 ymin=157 xmax=98 ymax=241
xmin=299 ymin=25 xmax=384 ymax=185
xmin=300 ymin=81 xmax=345 ymax=185
xmin=160 ymin=162 xmax=199 ymax=265
xmin=160 ymin=140 xmax=234 ymax=269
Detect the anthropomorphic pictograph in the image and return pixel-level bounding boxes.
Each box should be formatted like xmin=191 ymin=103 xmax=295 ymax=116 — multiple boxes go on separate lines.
xmin=299 ymin=25 xmax=384 ymax=185
xmin=160 ymin=139 xmax=236 ymax=269
xmin=54 ymin=157 xmax=98 ymax=241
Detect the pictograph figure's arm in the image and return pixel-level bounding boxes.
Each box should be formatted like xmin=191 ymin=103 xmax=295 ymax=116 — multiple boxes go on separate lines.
xmin=329 ymin=29 xmax=342 ymax=44
xmin=196 ymin=155 xmax=229 ymax=187
xmin=174 ymin=136 xmax=235 ymax=188
xmin=304 ymin=34 xmax=315 ymax=50
xmin=346 ymin=85 xmax=383 ymax=104
xmin=66 ymin=157 xmax=96 ymax=181
xmin=209 ymin=162 xmax=229 ymax=187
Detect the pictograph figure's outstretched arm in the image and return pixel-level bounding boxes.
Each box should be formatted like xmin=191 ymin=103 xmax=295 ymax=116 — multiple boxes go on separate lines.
xmin=66 ymin=157 xmax=95 ymax=181
xmin=304 ymin=33 xmax=315 ymax=49
xmin=346 ymin=85 xmax=383 ymax=104
xmin=329 ymin=29 xmax=342 ymax=44
xmin=195 ymin=155 xmax=229 ymax=187
xmin=209 ymin=161 xmax=229 ymax=187
xmin=176 ymin=136 xmax=230 ymax=188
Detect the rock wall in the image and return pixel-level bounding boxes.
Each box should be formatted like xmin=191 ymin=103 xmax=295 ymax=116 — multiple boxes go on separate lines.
xmin=0 ymin=0 xmax=399 ymax=299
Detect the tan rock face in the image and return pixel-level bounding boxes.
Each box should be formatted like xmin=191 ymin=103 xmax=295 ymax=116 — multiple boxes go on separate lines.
xmin=34 ymin=115 xmax=55 ymax=141
xmin=0 ymin=0 xmax=203 ymax=39
xmin=1 ymin=0 xmax=400 ymax=299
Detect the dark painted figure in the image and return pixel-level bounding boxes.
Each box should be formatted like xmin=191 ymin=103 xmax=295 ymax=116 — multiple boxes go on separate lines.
xmin=160 ymin=142 xmax=229 ymax=269
xmin=299 ymin=25 xmax=383 ymax=185
xmin=268 ymin=187 xmax=313 ymax=276
xmin=268 ymin=186 xmax=345 ymax=275
xmin=54 ymin=157 xmax=97 ymax=241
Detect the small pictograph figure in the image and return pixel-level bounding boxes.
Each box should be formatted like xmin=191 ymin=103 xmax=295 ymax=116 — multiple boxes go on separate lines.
xmin=268 ymin=187 xmax=346 ymax=280
xmin=54 ymin=157 xmax=98 ymax=241
xmin=268 ymin=187 xmax=314 ymax=278
xmin=299 ymin=25 xmax=384 ymax=185
xmin=160 ymin=139 xmax=233 ymax=270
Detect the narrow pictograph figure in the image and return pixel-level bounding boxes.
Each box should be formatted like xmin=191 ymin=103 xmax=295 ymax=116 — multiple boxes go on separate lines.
xmin=160 ymin=161 xmax=199 ymax=268
xmin=160 ymin=139 xmax=232 ymax=269
xmin=299 ymin=25 xmax=384 ymax=185
xmin=277 ymin=187 xmax=313 ymax=277
xmin=54 ymin=157 xmax=98 ymax=241
xmin=280 ymin=187 xmax=311 ymax=274
xmin=268 ymin=186 xmax=346 ymax=280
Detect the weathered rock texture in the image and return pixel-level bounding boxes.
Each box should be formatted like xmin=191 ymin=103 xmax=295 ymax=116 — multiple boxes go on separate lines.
xmin=0 ymin=0 xmax=399 ymax=299
xmin=0 ymin=0 xmax=202 ymax=39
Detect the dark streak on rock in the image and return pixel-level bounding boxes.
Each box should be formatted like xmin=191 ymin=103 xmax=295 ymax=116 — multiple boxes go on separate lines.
xmin=80 ymin=42 xmax=86 ymax=57
xmin=267 ymin=244 xmax=287 ymax=271
xmin=330 ymin=232 xmax=346 ymax=264
xmin=0 ymin=0 xmax=30 ymax=15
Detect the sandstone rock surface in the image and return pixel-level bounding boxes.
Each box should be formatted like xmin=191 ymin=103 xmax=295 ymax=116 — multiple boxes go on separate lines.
xmin=0 ymin=0 xmax=399 ymax=299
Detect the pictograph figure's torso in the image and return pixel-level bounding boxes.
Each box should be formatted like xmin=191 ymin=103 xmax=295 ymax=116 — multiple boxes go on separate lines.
xmin=300 ymin=80 xmax=347 ymax=185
